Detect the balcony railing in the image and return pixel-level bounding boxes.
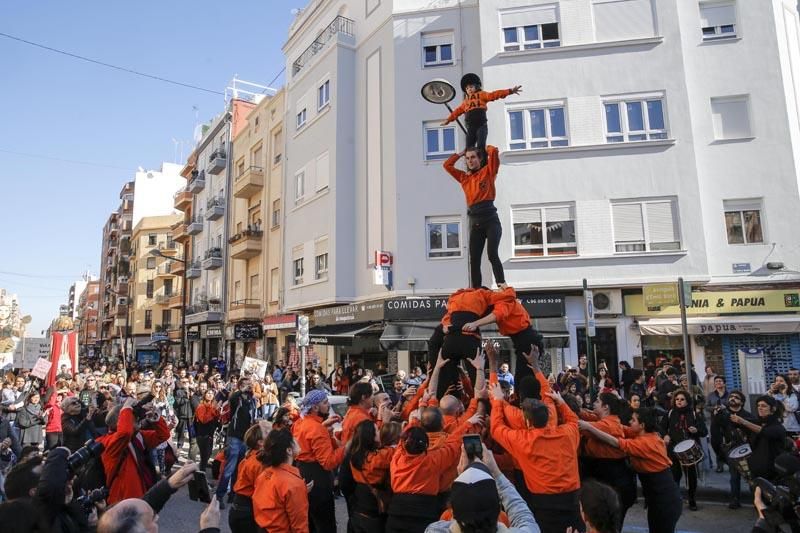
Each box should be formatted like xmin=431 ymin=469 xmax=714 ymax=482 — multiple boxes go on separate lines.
xmin=187 ymin=170 xmax=206 ymax=193
xmin=292 ymin=16 xmax=355 ymax=76
xmin=233 ymin=166 xmax=264 ymax=198
xmin=208 ymin=147 xmax=227 ymax=175
xmin=206 ymin=196 xmax=225 ymax=220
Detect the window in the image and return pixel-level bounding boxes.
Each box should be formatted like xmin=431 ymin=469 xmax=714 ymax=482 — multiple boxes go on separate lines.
xmin=318 ymin=80 xmax=330 ymax=110
xmin=512 ymin=205 xmax=577 ymax=257
xmin=422 ymin=32 xmax=454 ymax=66
xmin=163 ymin=279 xmax=173 ymax=296
xmin=273 ymin=129 xmax=283 ymax=165
xmin=295 ymin=171 xmax=305 ymax=203
xmin=233 ymin=280 xmax=242 ymax=302
xmin=146 ymin=257 xmax=156 ymax=269
xmin=296 ymin=108 xmax=307 ymax=128
xmin=507 ymin=106 xmax=568 ymax=150
xmin=316 ymin=152 xmax=330 ymax=191
xmin=146 ymin=279 xmax=154 ymax=298
xmin=270 ymin=268 xmax=279 ymax=302
xmin=724 ymin=199 xmax=764 ymax=244
xmin=144 ymin=310 xmax=152 ymax=330
xmin=272 ymin=199 xmax=281 ymax=228
xmin=711 ymin=96 xmax=751 ymax=140
xmin=503 ymin=23 xmax=560 ymax=51
xmin=424 ymin=123 xmax=457 ymax=160
xmin=592 ymin=0 xmax=656 ymax=42
xmin=148 ymin=234 xmax=157 ymax=246
xmin=426 ymin=217 xmax=462 ymax=258
xmin=161 ymin=310 xmax=171 ymax=328
xmin=250 ymin=274 xmax=259 ymax=300
xmin=612 ymin=198 xmax=681 ymax=252
xmin=700 ymin=1 xmax=737 ymax=41
xmin=604 ymin=98 xmax=667 ymax=142
xmin=315 ymin=254 xmax=329 ymax=279
xmin=293 ymin=258 xmax=304 ymax=285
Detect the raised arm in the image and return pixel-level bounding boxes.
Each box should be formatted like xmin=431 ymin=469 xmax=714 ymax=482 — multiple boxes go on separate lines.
xmin=443 ymin=152 xmax=467 ymax=183
xmin=578 ymin=420 xmax=621 ymax=448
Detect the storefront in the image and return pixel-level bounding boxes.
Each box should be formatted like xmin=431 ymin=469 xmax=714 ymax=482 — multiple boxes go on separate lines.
xmin=626 ymin=288 xmax=800 ymax=394
xmin=226 ymin=322 xmax=264 ymax=369
xmin=309 ymin=301 xmax=385 ymax=374
xmin=263 ymin=314 xmax=297 ymax=366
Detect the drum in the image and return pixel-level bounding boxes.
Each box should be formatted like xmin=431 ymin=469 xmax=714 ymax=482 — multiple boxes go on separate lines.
xmin=674 ymin=439 xmax=704 ymax=466
xmin=728 ymin=444 xmax=753 ymax=482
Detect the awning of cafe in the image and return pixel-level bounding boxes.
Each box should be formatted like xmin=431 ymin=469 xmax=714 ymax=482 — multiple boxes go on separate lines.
xmin=309 ymin=323 xmax=383 ymax=346
xmin=637 ymin=314 xmax=800 ymax=336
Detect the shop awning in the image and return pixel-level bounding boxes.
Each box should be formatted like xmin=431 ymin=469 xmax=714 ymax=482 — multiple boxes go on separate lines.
xmin=380 ymin=317 xmax=569 ymax=351
xmin=638 ymin=314 xmax=800 ymax=336
xmin=309 ymin=323 xmax=383 ymax=346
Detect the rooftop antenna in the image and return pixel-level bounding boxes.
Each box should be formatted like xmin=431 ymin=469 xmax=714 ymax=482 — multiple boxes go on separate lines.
xmin=171 ymin=138 xmax=180 ymax=164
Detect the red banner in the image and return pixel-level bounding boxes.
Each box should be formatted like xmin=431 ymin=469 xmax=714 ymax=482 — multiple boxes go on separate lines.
xmin=47 ymin=331 xmax=77 ymax=386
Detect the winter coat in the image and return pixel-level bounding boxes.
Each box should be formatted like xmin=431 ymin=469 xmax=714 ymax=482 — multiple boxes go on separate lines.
xmin=173 ymin=387 xmax=193 ymax=419
xmin=16 ymin=402 xmax=45 ymax=446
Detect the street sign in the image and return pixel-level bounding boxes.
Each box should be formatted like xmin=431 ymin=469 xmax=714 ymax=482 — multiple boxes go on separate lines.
xmin=682 ymin=281 xmax=693 ymax=308
xmin=643 ymin=283 xmax=679 ymax=308
xmin=585 ymin=290 xmax=596 ymax=337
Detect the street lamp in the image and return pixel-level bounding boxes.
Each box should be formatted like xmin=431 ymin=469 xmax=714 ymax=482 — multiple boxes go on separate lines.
xmin=149 ymin=248 xmax=188 ymax=363
xmin=421 ymin=78 xmax=467 ymax=135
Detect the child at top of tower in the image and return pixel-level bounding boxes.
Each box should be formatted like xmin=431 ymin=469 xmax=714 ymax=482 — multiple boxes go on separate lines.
xmin=441 ymin=73 xmax=521 ymax=161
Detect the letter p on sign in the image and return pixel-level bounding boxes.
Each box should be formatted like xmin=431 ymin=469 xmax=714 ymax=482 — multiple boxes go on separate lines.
xmin=375 ymin=251 xmax=393 ymax=267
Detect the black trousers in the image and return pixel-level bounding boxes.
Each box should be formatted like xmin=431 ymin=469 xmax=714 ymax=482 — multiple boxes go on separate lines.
xmin=468 ymin=214 xmax=504 ymax=288
xmin=639 ymin=469 xmax=683 ymax=533
xmin=466 ymin=122 xmax=488 ymax=155
xmin=670 ymin=457 xmax=698 ymax=500
xmin=197 ymin=434 xmax=213 ymax=470
xmin=45 ymin=432 xmax=62 ymax=451
xmin=525 ymin=491 xmax=584 ymax=533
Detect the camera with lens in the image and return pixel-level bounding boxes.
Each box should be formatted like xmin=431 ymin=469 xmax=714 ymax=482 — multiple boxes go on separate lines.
xmin=132 ymin=392 xmax=155 ymax=419
xmin=76 ymin=487 xmax=109 ymax=514
xmin=753 ymin=453 xmax=800 ymax=531
xmin=66 ymin=440 xmax=104 ymax=474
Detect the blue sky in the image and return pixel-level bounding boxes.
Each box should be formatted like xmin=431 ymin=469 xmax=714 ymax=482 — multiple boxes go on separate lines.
xmin=0 ymin=0 xmax=306 ymax=336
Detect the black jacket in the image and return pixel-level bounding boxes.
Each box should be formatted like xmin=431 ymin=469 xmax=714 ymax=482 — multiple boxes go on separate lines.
xmin=749 ymin=416 xmax=787 ymax=481
xmin=173 ymin=387 xmax=193 ymax=419
xmin=0 ymin=416 xmax=21 ymax=458
xmin=61 ymin=413 xmax=98 ymax=453
xmin=662 ymin=406 xmax=708 ymax=450
xmin=35 ymin=447 xmax=89 ymax=533
xmin=227 ymin=390 xmax=256 ymax=440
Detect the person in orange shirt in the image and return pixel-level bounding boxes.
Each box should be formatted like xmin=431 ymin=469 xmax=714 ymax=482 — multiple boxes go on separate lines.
xmin=441 ymin=73 xmax=521 ymax=161
xmin=579 ymin=408 xmax=683 ymax=533
xmin=490 ymin=384 xmax=582 ymax=533
xmin=387 ymin=413 xmax=483 ymax=533
xmin=341 ymin=382 xmax=375 ymax=444
xmin=252 ymin=427 xmax=310 ymax=533
xmin=578 ymin=393 xmax=637 ymax=527
xmin=291 ymin=389 xmax=344 ymax=533
xmin=229 ymin=420 xmax=271 ymax=533
xmin=348 ymin=420 xmax=396 ymax=533
xmin=443 ymin=142 xmax=506 ymax=289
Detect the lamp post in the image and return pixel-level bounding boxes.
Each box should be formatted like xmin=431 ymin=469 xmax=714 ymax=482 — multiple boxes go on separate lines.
xmin=149 ymin=248 xmax=187 ymax=363
xmin=421 ymin=79 xmax=467 ymax=134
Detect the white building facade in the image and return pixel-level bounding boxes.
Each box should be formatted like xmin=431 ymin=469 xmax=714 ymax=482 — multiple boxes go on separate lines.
xmin=281 ymin=0 xmax=800 ymax=388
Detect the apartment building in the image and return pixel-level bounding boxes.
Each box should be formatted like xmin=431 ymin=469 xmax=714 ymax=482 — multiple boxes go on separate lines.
xmin=76 ymin=280 xmax=100 ymax=355
xmin=128 ymin=215 xmax=183 ymax=362
xmin=281 ymin=0 xmax=800 ymax=386
xmin=66 ymin=280 xmax=88 ymax=321
xmin=227 ymin=88 xmax=288 ymax=367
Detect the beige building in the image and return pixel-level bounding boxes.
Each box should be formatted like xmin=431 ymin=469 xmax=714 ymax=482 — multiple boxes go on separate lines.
xmin=226 ymin=88 xmax=288 ymax=366
xmin=129 ymin=215 xmax=184 ymax=359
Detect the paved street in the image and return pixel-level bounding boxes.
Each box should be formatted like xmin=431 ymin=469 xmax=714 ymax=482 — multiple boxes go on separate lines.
xmin=157 ymin=485 xmax=756 ymax=533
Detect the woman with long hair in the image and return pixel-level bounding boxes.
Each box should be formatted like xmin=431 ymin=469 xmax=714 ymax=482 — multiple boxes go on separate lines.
xmin=150 ymin=380 xmax=174 ymax=475
xmin=252 ymin=427 xmax=309 ymax=532
xmin=349 ymin=420 xmax=397 ymax=532
xmin=661 ymin=390 xmax=707 ymax=511
xmin=194 ymin=389 xmax=220 ymax=472
xmin=768 ymin=374 xmax=800 ymax=437
xmin=261 ymin=374 xmax=280 ymax=420
xmin=333 ymin=366 xmax=350 ymax=396
xmin=729 ymin=394 xmax=788 ymax=481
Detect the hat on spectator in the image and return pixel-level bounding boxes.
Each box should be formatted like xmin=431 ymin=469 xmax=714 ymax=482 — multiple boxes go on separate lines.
xmin=300 ymin=389 xmax=328 ymax=416
xmin=450 ymin=462 xmax=500 ymax=525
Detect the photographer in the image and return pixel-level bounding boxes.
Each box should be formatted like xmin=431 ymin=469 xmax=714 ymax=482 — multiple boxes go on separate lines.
xmin=61 ymin=397 xmax=99 ymax=454
xmin=714 ymin=390 xmax=756 ymax=509
xmin=97 ymin=396 xmax=170 ymax=504
xmin=34 ymin=446 xmax=91 ymax=532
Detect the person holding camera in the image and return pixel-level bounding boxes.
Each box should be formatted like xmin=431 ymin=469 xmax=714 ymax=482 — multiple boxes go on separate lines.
xmin=96 ymin=396 xmax=170 ymax=504
xmin=706 ymin=375 xmax=730 ymax=472
xmin=215 ymin=377 xmax=258 ymax=508
xmin=767 ymin=374 xmax=800 ymax=438
xmin=61 ymin=397 xmax=98 ymax=454
xmin=715 ymin=390 xmax=756 ymax=509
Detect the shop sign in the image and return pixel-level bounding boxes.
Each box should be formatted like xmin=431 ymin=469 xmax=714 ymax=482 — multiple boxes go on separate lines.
xmin=383 ymin=294 xmax=566 ymax=321
xmin=626 ymin=289 xmax=800 ymax=317
xmin=203 ymin=324 xmax=223 ymax=338
xmin=235 ymin=322 xmax=263 ymax=340
xmin=519 ymin=294 xmax=565 ymax=318
xmin=313 ymin=300 xmax=384 ymax=326
xmin=187 ymin=327 xmax=200 ymax=341
xmin=150 ymin=332 xmax=169 ymax=342
xmin=643 ymin=283 xmax=679 ymax=308
xmin=263 ymin=314 xmax=297 ymax=330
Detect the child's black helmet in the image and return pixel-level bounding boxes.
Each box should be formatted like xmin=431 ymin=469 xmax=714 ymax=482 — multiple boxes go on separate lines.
xmin=460 ymin=73 xmax=482 ymax=92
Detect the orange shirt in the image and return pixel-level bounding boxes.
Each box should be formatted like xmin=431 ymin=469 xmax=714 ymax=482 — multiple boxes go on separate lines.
xmin=443 ymin=145 xmax=500 ymax=208
xmin=390 ymin=424 xmax=469 ymax=495
xmin=581 ymin=415 xmax=627 ymax=460
xmin=352 ymin=447 xmax=395 ymax=486
xmin=446 ymin=89 xmax=514 ymax=123
xmin=427 ymin=431 xmax=460 ymax=492
xmin=490 ymin=398 xmax=580 ymax=495
xmin=618 ymin=432 xmax=673 ymax=473
xmin=292 ymin=413 xmax=345 ymax=470
xmin=253 ymin=463 xmax=309 ymax=532
xmin=440 ymin=508 xmax=510 ymax=527
xmin=442 ymin=398 xmax=479 ymax=434
xmin=233 ymin=450 xmax=266 ymax=498
xmin=341 ymin=405 xmax=374 ymax=445
xmin=490 ymin=287 xmax=531 ymax=336
xmin=442 ymin=288 xmax=494 ymax=327
xmin=400 ymin=380 xmax=428 ymax=421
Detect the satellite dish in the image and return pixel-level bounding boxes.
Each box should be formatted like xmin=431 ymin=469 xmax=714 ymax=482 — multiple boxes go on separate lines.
xmin=421 ymin=79 xmax=457 ymax=104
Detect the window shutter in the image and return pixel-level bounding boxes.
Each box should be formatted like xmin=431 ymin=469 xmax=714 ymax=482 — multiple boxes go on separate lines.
xmin=315 ymin=238 xmax=329 ymax=257
xmin=422 ymin=32 xmax=452 ymax=47
xmin=593 ymin=0 xmax=656 ymax=42
xmin=500 ymin=5 xmax=558 ymax=28
xmin=315 ymin=151 xmax=330 ymax=191
xmin=292 ymin=244 xmax=304 ymax=260
xmin=700 ymin=3 xmax=735 ymax=28
xmin=612 ymin=203 xmax=645 ymax=241
xmin=545 ymin=206 xmax=574 ymax=222
xmin=513 ymin=208 xmax=542 ymax=224
xmin=646 ymin=201 xmax=679 ymax=244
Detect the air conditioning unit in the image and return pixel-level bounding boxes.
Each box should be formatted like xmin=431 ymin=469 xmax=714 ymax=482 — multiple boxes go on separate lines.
xmin=593 ymin=290 xmax=623 ymax=315
xmin=117 ymin=297 xmax=128 ymax=306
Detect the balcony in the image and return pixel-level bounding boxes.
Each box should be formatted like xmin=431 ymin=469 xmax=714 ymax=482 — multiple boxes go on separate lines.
xmin=228 ymin=299 xmax=262 ymax=322
xmin=168 ymin=293 xmax=183 ymax=309
xmin=109 ymin=224 xmax=119 ymax=237
xmin=187 ymin=218 xmax=203 ymax=235
xmin=168 ymin=326 xmax=182 ymax=340
xmin=187 ymin=170 xmax=206 ymax=193
xmin=185 ymin=301 xmax=224 ymax=324
xmin=292 ymin=16 xmax=355 ymax=76
xmin=208 ymin=147 xmax=227 ymax=175
xmin=155 ymin=264 xmax=172 ymax=278
xmin=206 ymin=196 xmax=225 ymax=221
xmin=186 ymin=261 xmax=202 ymax=279
xmin=169 ymin=260 xmax=185 ymax=276
xmin=155 ymin=293 xmax=171 ymax=305
xmin=113 ymin=304 xmax=128 ymax=317
xmin=233 ymin=166 xmax=264 ymax=198
xmin=229 ymin=229 xmax=263 ymax=260
xmin=121 ymin=195 xmax=133 ymax=213
xmin=202 ymin=248 xmax=223 ymax=270
xmin=174 ymin=188 xmax=193 ymax=211
xmin=172 ymin=221 xmax=189 ymax=243
xmin=116 ymin=279 xmax=129 ymax=296
xmin=159 ymin=241 xmax=179 ymax=255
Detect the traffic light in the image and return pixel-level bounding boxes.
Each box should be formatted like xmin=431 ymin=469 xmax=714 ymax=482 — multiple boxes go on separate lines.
xmin=297 ymin=315 xmax=309 ymax=347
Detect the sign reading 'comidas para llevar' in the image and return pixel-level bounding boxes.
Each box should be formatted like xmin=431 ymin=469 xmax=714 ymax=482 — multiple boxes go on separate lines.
xmin=626 ymin=289 xmax=800 ymax=317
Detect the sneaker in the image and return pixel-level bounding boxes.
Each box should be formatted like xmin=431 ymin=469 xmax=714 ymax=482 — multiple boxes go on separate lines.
xmin=689 ymin=500 xmax=698 ymax=511
xmin=728 ymin=501 xmax=741 ymax=509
